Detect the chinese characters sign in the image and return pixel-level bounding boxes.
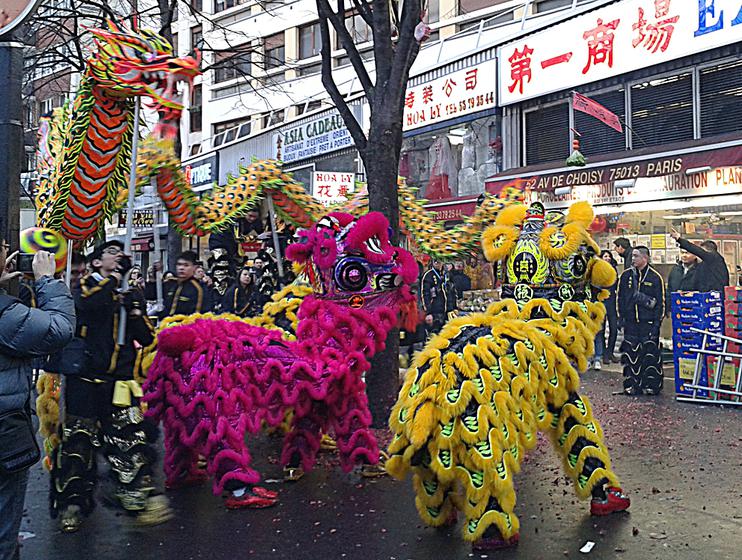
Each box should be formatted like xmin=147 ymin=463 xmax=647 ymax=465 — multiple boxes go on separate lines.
xmin=403 ymin=59 xmax=498 ymax=131
xmin=498 ymin=0 xmax=742 ymax=105
xmin=312 ymin=171 xmax=355 ymax=206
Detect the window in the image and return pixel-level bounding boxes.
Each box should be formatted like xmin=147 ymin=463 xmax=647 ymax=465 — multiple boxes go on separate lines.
xmin=400 ymin=116 xmax=501 ymax=200
xmin=264 ymin=33 xmax=285 ymax=70
xmin=213 ymin=49 xmax=252 ymax=83
xmin=524 ymin=102 xmax=569 ymax=165
xmin=298 ymin=63 xmax=322 ymax=77
xmin=261 ymin=110 xmax=285 ymax=129
xmin=458 ymin=0 xmax=495 ymax=15
xmin=191 ymin=26 xmax=202 ymax=51
xmin=345 ymin=12 xmax=372 ymax=44
xmin=171 ymin=32 xmax=178 ymax=54
xmin=428 ymin=0 xmax=440 ymax=24
xmin=190 ymin=0 xmax=203 ymax=10
xmin=24 ymin=151 xmax=36 ymax=173
xmin=299 ymin=23 xmax=322 ymax=59
xmin=24 ymin=102 xmax=34 ymax=129
xmin=574 ymin=89 xmax=626 ymax=157
xmin=296 ymin=100 xmax=323 ymax=115
xmin=40 ymin=98 xmax=53 ymax=116
xmin=215 ymin=0 xmax=249 ymax=12
xmin=237 ymin=122 xmax=252 ymax=138
xmin=189 ymin=143 xmax=201 ymax=156
xmin=631 ymin=73 xmax=693 ymax=148
xmin=213 ymin=118 xmax=249 ymax=147
xmin=700 ymin=60 xmax=742 ymax=139
xmin=190 ymin=84 xmax=202 ymax=132
xmin=534 ymin=0 xmax=572 ymax=12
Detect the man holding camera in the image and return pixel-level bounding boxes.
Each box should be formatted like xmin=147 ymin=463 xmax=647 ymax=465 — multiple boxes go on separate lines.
xmin=617 ymin=246 xmax=666 ymax=395
xmin=1 ymin=236 xmax=75 ymax=560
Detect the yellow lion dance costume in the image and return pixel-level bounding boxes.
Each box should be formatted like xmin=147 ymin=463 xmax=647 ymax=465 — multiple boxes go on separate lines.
xmin=386 ymin=201 xmax=630 ymax=551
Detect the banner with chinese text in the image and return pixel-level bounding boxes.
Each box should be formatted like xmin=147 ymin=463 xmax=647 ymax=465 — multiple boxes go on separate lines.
xmin=403 ymin=59 xmax=498 ymax=131
xmin=498 ymin=0 xmax=742 ymax=105
xmin=312 ymin=171 xmax=355 ymax=206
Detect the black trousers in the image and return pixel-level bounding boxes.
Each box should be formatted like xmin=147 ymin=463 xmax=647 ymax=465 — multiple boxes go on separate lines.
xmin=49 ymin=377 xmax=157 ymax=518
xmin=621 ymin=321 xmax=663 ymax=394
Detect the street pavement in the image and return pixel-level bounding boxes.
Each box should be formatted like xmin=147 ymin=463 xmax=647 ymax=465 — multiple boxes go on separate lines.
xmin=18 ymin=365 xmax=742 ymax=560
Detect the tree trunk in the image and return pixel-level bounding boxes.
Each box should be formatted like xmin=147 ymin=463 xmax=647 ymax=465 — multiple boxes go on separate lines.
xmin=363 ymin=108 xmax=404 ymax=428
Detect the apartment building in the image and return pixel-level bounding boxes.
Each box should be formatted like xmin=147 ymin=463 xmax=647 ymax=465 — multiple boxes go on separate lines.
xmin=173 ymin=0 xmax=592 ymax=164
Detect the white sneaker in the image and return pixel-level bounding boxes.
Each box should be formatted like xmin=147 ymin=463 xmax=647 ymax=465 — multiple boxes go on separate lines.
xmin=593 ymin=360 xmax=602 ymax=371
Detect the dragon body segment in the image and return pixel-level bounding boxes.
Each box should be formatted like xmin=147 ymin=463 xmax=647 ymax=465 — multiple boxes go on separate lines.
xmin=35 ymin=21 xmax=522 ymax=259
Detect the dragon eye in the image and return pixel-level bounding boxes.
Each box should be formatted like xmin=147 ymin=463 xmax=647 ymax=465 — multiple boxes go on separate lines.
xmin=143 ymin=52 xmax=156 ymax=62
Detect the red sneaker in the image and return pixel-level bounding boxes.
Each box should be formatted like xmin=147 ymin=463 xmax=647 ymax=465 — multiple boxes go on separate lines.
xmin=472 ymin=532 xmax=519 ymax=550
xmin=165 ymin=472 xmax=208 ymax=490
xmin=591 ymin=487 xmax=630 ymax=516
xmin=225 ymin=493 xmax=278 ymax=509
xmin=251 ymin=486 xmax=278 ymax=499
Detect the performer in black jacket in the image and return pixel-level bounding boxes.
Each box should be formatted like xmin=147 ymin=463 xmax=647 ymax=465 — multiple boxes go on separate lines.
xmin=617 ymin=246 xmax=665 ymax=395
xmin=50 ymin=241 xmax=171 ymax=532
xmin=421 ymin=259 xmax=452 ymax=338
xmin=147 ymin=250 xmax=213 ymax=318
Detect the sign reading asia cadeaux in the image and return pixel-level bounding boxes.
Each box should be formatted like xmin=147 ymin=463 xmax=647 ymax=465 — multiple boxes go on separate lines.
xmin=312 ymin=171 xmax=355 ymax=206
xmin=498 ymin=0 xmax=742 ymax=105
xmin=277 ymin=113 xmax=353 ymax=164
xmin=403 ymin=59 xmax=498 ymax=131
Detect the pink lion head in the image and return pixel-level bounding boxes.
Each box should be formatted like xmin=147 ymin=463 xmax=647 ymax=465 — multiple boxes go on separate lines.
xmin=286 ymin=212 xmax=417 ymax=304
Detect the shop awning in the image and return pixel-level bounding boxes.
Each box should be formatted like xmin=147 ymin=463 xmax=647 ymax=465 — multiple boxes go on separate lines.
xmin=485 ymin=137 xmax=742 ymax=194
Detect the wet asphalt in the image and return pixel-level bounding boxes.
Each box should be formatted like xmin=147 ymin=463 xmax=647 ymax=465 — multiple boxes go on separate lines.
xmin=17 ymin=365 xmax=742 ymax=560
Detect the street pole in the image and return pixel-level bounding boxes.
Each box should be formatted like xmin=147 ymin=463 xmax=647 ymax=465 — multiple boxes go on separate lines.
xmin=266 ymin=196 xmax=285 ymax=281
xmin=118 ymin=97 xmax=141 ymax=345
xmin=0 ymin=38 xmax=23 ymax=254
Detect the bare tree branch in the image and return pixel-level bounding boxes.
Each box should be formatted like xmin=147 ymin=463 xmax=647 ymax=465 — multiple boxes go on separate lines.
xmin=316 ymin=0 xmax=374 ymax=98
xmin=318 ymin=16 xmax=367 ymax=152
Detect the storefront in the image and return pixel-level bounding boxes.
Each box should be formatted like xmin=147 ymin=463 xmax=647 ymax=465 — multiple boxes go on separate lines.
xmin=401 ymin=54 xmax=500 ymax=224
xmin=487 ymin=140 xmax=742 ymax=284
xmin=488 ymin=0 xmax=742 ymax=282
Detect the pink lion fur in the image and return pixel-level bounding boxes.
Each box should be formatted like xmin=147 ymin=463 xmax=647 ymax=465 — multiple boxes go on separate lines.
xmin=145 ymin=282 xmax=413 ymax=496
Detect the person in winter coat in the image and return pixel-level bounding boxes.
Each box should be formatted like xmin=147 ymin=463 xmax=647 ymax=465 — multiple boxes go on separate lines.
xmin=450 ymin=260 xmax=472 ymax=299
xmin=592 ymin=250 xmax=619 ymax=370
xmin=613 ymin=237 xmax=632 ymax=272
xmin=617 ymin=246 xmax=666 ymax=395
xmin=665 ymin=249 xmax=699 ymax=314
xmin=0 ymin=239 xmax=75 ymax=560
xmin=669 ymin=229 xmax=728 ymax=293
xmin=223 ymin=267 xmax=261 ymax=317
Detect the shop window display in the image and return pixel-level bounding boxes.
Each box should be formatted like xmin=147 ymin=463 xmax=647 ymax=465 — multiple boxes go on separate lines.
xmin=400 ymin=115 xmax=502 ymax=200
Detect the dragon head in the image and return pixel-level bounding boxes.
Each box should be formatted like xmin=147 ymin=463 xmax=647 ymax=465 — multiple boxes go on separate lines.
xmin=286 ymin=212 xmax=418 ymax=310
xmin=87 ymin=20 xmax=200 ymax=114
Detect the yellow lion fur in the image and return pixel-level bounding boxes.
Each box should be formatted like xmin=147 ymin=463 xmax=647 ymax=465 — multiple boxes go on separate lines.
xmin=388 ymin=201 xmax=622 ymax=543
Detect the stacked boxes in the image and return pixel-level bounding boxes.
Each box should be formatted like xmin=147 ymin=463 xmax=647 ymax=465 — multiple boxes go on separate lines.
xmin=724 ymin=287 xmax=742 ymax=354
xmin=670 ymin=291 xmax=723 ymax=397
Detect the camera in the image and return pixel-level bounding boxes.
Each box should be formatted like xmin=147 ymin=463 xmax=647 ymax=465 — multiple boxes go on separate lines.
xmin=16 ymin=253 xmax=34 ymax=274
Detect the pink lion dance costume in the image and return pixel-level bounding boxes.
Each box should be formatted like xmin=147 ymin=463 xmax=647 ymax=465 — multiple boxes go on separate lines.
xmin=143 ymin=212 xmax=417 ymax=507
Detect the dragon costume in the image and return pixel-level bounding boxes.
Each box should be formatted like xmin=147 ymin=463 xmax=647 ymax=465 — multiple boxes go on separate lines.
xmin=35 ymin=20 xmax=522 ymax=259
xmin=142 ymin=212 xmax=418 ymax=507
xmin=386 ymin=201 xmax=630 ymax=550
